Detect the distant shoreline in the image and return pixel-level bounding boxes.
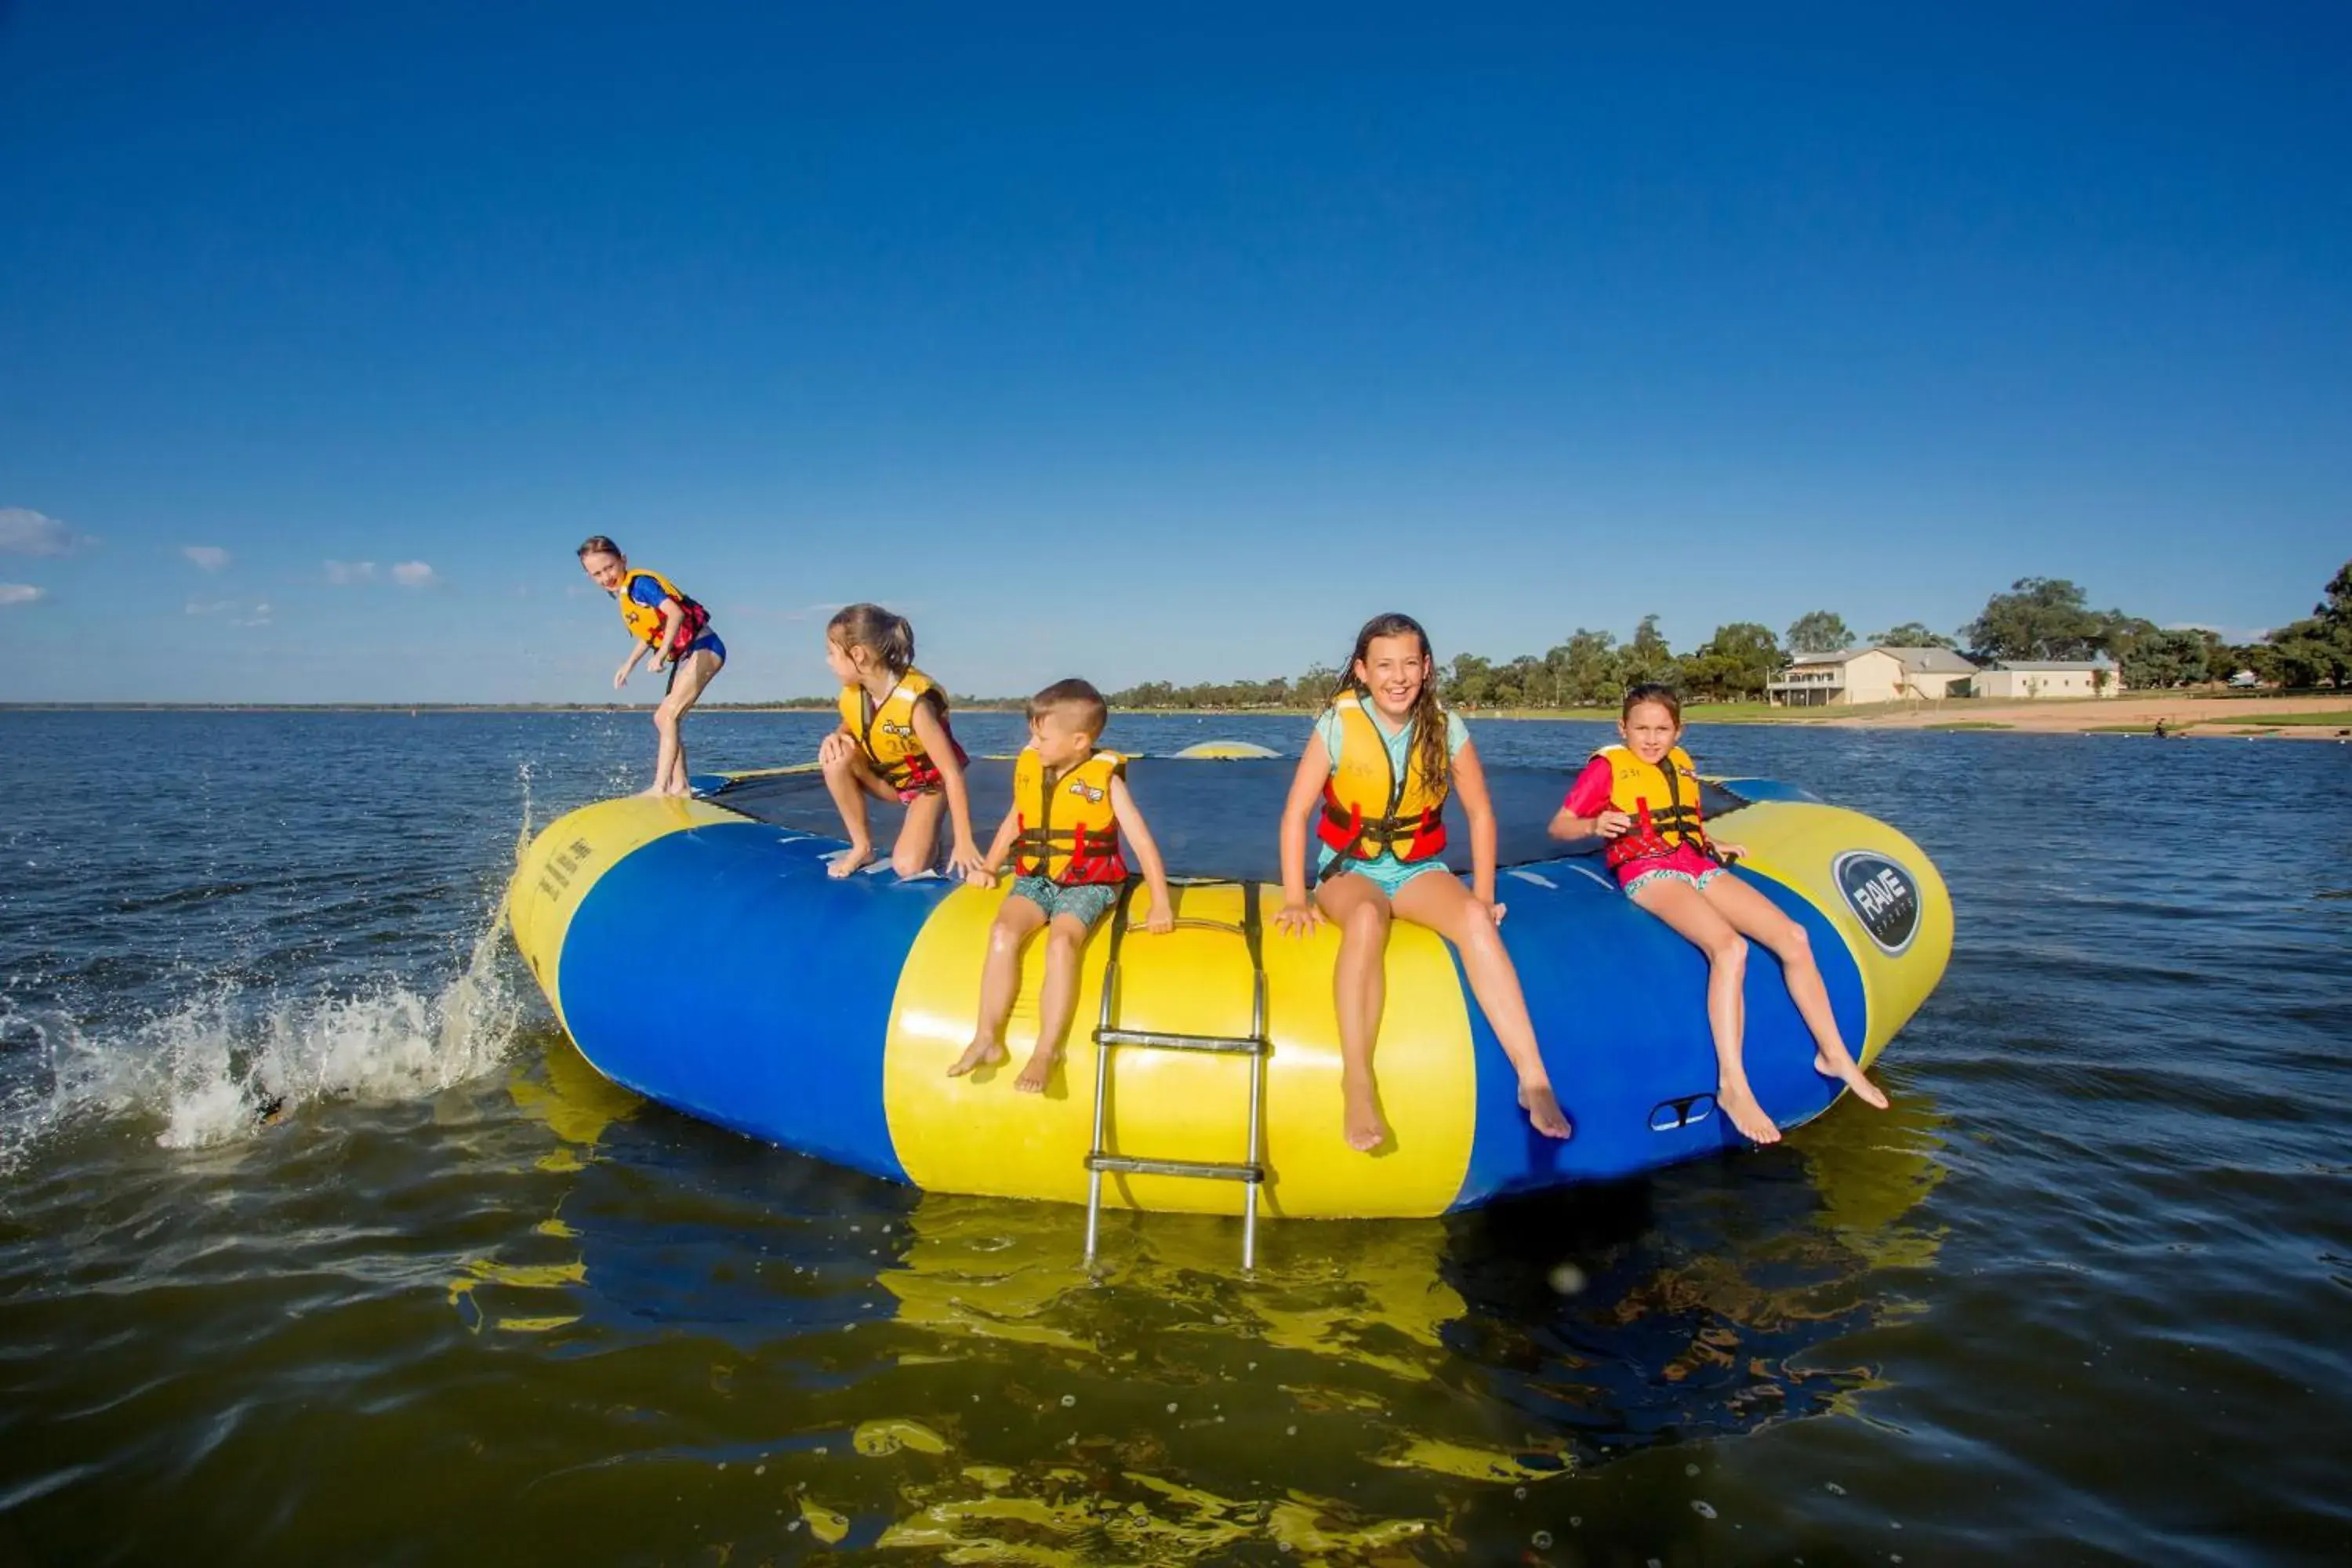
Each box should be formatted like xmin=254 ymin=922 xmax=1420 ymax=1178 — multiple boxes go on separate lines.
xmin=3 ymin=693 xmax=2343 ymax=737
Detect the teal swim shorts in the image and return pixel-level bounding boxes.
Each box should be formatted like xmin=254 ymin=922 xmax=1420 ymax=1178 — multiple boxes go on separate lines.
xmin=1007 ymin=875 xmax=1120 ymax=929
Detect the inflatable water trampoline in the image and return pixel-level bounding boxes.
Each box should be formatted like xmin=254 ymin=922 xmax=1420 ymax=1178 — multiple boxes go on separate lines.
xmin=510 ymin=746 xmax=1949 ymax=1229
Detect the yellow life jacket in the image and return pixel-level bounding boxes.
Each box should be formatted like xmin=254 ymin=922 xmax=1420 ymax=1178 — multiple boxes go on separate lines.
xmin=615 ymin=568 xmax=710 ymax=658
xmin=1011 ymin=748 xmax=1130 ymax=885
xmin=1316 ymin=691 xmax=1450 ymax=863
xmin=838 ymin=668 xmax=967 ymax=793
xmin=1594 ymin=743 xmax=1712 ymax=869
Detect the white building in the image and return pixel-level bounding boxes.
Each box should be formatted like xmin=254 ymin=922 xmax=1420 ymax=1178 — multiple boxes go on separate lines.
xmin=1767 ymin=646 xmax=1980 ymax=708
xmin=1972 ymin=660 xmax=2123 ymax=699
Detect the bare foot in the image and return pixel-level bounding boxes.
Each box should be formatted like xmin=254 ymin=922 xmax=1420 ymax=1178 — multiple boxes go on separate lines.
xmin=827 ymin=844 xmax=875 ymax=880
xmin=1341 ymin=1072 xmax=1390 ymax=1152
xmin=1518 ymin=1081 xmax=1573 ymax=1139
xmin=1815 ymin=1050 xmax=1890 ymax=1109
xmin=946 ymin=1037 xmax=1006 ymax=1078
xmin=1013 ymin=1047 xmax=1060 ymax=1094
xmin=1717 ymin=1082 xmax=1781 ymax=1145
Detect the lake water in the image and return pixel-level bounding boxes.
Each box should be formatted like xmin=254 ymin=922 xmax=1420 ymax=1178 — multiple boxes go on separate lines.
xmin=2 ymin=710 xmax=2346 ymax=1564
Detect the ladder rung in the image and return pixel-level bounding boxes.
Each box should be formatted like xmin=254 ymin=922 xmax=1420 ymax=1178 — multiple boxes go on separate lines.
xmin=1094 ymin=1026 xmax=1266 ymax=1056
xmin=1087 ymin=1154 xmax=1263 ymax=1183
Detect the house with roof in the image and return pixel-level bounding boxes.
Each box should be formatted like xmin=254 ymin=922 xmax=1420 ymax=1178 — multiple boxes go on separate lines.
xmin=1971 ymin=659 xmax=2122 ymax=699
xmin=1766 ymin=646 xmax=1981 ymax=707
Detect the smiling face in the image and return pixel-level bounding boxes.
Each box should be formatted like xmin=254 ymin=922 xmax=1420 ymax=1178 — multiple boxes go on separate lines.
xmin=579 ymin=549 xmax=626 ymax=593
xmin=1621 ymin=699 xmax=1682 ymax=764
xmin=1028 ymin=703 xmax=1096 ymax=771
xmin=1353 ymin=633 xmax=1430 ymax=722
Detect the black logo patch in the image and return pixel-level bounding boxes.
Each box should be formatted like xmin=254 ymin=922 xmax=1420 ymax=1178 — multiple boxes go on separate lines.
xmin=1833 ymin=851 xmax=1921 ymax=955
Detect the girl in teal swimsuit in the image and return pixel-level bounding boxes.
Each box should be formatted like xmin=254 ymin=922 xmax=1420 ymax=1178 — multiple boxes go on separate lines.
xmin=1275 ymin=612 xmax=1571 ymax=1154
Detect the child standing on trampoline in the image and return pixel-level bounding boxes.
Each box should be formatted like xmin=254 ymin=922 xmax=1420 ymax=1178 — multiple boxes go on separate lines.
xmin=819 ymin=604 xmax=987 ymax=880
xmin=949 ymin=678 xmax=1175 ymax=1092
xmin=577 ymin=536 xmax=725 ymax=797
xmin=1276 ymin=612 xmax=1572 ymax=1153
xmin=1548 ymin=683 xmax=1887 ymax=1143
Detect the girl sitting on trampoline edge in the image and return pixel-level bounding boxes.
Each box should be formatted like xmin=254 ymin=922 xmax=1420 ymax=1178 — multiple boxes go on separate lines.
xmin=1276 ymin=612 xmax=1573 ymax=1153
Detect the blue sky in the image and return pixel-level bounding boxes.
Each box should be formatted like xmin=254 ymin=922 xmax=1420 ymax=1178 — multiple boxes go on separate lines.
xmin=2 ymin=1 xmax=2346 ymax=702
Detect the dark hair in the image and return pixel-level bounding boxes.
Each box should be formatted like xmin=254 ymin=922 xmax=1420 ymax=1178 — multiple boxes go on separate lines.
xmin=1029 ymin=677 xmax=1109 ymax=739
xmin=575 ymin=535 xmax=622 ymax=560
xmin=1621 ymin=682 xmax=1682 ymax=725
xmin=827 ymin=603 xmax=915 ymax=677
xmin=1342 ymin=612 xmax=1449 ymax=795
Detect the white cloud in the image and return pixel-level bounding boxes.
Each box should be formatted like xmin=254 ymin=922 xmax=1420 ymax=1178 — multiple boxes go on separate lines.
xmin=234 ymin=601 xmax=273 ymax=628
xmin=186 ymin=597 xmax=234 ymax=615
xmin=181 ymin=545 xmax=232 ymax=572
xmin=0 ymin=508 xmax=94 ymax=557
xmin=325 ymin=560 xmax=379 ymax=584
xmin=390 ymin=561 xmax=437 ymax=587
xmin=0 ymin=583 xmax=44 ymax=606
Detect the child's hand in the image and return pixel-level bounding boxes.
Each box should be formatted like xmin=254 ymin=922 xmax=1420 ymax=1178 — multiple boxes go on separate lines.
xmin=1478 ymin=898 xmax=1508 ymax=927
xmin=817 ymin=731 xmax=853 ymax=767
xmin=1141 ymin=898 xmax=1174 ymax=935
xmin=1713 ymin=842 xmax=1746 ymax=864
xmin=612 ymin=665 xmax=633 ymax=691
xmin=963 ymin=863 xmax=997 ymax=889
xmin=949 ymin=841 xmax=989 ymax=882
xmin=1594 ymin=810 xmax=1633 ymax=838
xmin=1274 ymin=901 xmax=1323 ymax=938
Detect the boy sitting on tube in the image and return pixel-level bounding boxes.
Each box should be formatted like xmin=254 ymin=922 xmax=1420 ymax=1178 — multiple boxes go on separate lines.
xmin=949 ymin=679 xmax=1174 ymax=1092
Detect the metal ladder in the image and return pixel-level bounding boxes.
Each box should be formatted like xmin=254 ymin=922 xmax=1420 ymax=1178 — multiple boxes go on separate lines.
xmin=1083 ymin=880 xmax=1269 ymax=1271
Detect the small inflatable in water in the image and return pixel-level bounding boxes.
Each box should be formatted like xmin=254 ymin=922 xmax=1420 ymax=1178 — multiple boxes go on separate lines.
xmin=509 ymin=746 xmax=1950 ymax=1221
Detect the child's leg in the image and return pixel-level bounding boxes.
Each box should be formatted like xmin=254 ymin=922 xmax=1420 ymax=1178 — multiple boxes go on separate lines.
xmin=1700 ymin=874 xmax=1889 ymax=1109
xmin=949 ymin=894 xmax=1045 ymax=1077
xmin=820 ymin=751 xmax=892 ymax=876
xmin=1313 ymin=872 xmax=1393 ymax=1152
xmin=1389 ymin=871 xmax=1571 ymax=1140
xmin=1014 ymin=910 xmax=1097 ymax=1093
xmin=652 ymin=650 xmax=722 ymax=796
xmin=1628 ymin=877 xmax=1778 ymax=1143
xmin=889 ymin=791 xmax=946 ymax=878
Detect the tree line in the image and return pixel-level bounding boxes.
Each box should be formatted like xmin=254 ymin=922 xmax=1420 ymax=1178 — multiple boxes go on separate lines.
xmin=1096 ymin=561 xmax=2352 ymax=710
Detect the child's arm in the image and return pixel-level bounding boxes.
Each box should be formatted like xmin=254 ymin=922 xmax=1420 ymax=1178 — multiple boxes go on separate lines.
xmin=613 ymin=641 xmax=648 ymax=690
xmin=1451 ymin=738 xmax=1504 ymax=924
xmin=1547 ymin=756 xmax=1631 ymax=841
xmin=817 ymin=716 xmax=858 ymax=767
xmin=1108 ymin=775 xmax=1174 ymax=934
xmin=648 ymin=597 xmax=688 ymax=670
xmin=912 ymin=701 xmax=987 ymax=880
xmin=970 ymin=801 xmax=1020 ymax=890
xmin=1274 ymin=732 xmax=1334 ymax=937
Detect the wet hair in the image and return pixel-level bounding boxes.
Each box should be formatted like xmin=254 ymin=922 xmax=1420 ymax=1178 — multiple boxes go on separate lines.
xmin=827 ymin=603 xmax=916 ymax=677
xmin=1621 ymin=682 xmax=1682 ymax=726
xmin=575 ymin=535 xmax=622 ymax=561
xmin=1029 ymin=677 xmax=1109 ymax=739
xmin=1341 ymin=612 xmax=1449 ymax=795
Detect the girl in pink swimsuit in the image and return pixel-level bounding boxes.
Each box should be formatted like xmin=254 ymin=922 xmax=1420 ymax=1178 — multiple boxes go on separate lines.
xmin=1550 ymin=684 xmax=1889 ymax=1145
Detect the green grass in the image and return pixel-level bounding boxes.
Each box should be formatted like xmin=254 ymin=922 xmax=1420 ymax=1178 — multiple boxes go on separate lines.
xmin=2235 ymin=710 xmax=2352 ymax=727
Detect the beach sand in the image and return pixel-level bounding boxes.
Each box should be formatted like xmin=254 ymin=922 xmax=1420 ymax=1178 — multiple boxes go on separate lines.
xmin=1808 ymin=693 xmax=2352 ymax=739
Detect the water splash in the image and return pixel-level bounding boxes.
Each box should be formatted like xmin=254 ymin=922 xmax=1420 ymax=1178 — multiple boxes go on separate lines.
xmin=0 ymin=893 xmax=524 ymax=1169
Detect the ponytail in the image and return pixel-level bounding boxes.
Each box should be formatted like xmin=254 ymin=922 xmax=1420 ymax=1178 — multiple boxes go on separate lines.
xmin=829 ymin=603 xmax=916 ymax=677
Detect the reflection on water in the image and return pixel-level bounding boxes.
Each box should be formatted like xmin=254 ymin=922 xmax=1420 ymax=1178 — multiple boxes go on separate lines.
xmin=441 ymin=1032 xmax=1950 ymax=1561
xmin=5 ymin=712 xmax=2348 ymax=1564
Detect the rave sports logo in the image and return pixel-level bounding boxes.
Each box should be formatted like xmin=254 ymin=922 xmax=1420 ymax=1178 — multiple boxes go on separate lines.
xmin=1833 ymin=851 xmax=1921 ymax=955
